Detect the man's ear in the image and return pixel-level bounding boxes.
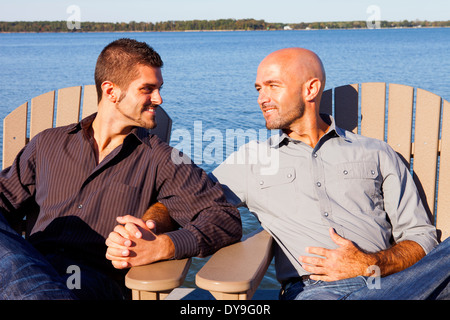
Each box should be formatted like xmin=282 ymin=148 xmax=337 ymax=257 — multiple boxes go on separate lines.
xmin=101 ymin=81 xmax=119 ymax=103
xmin=303 ymin=78 xmax=322 ymax=102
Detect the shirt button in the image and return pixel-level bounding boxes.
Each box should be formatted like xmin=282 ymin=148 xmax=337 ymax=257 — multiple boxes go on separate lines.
xmin=78 ymin=204 xmax=83 ymax=209
xmin=259 ymin=180 xmax=264 ymax=185
xmin=313 ymin=153 xmax=318 ymax=158
xmin=343 ymin=170 xmax=348 ymax=175
xmin=324 ymin=212 xmax=329 ymax=217
xmin=316 ymin=182 xmax=322 ymax=187
xmin=287 ymin=173 xmax=292 ymax=178
xmin=371 ymin=170 xmax=376 ymax=175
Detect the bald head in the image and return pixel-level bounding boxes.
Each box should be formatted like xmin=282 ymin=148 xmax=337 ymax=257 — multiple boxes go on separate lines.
xmin=255 ymin=48 xmax=328 ymax=136
xmin=259 ymin=47 xmax=326 ymax=90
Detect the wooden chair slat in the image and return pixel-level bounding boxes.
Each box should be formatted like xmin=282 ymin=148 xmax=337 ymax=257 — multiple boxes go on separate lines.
xmin=387 ymin=84 xmax=414 ymax=165
xmin=334 ymin=84 xmax=359 ymax=133
xmin=360 ymin=82 xmax=386 ymax=141
xmin=30 ymin=90 xmax=55 ymax=139
xmin=436 ymin=99 xmax=450 ymax=241
xmin=149 ymin=107 xmax=173 ymax=143
xmin=319 ymin=88 xmax=332 ymax=116
xmin=2 ymin=102 xmax=28 ymax=169
xmin=56 ymin=86 xmax=81 ymax=127
xmin=81 ymin=85 xmax=98 ymax=119
xmin=412 ymin=88 xmax=442 ymax=218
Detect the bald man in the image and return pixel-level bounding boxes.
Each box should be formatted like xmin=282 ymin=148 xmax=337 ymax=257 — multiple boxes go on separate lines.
xmin=210 ymin=48 xmax=449 ymax=300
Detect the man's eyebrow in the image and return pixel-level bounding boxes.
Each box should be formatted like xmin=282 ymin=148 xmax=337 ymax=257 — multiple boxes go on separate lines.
xmin=265 ymin=80 xmax=282 ymax=85
xmin=141 ymin=82 xmax=164 ymax=88
xmin=255 ymin=80 xmax=282 ymax=87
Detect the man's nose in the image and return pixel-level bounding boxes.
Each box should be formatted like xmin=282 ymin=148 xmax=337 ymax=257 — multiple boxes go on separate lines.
xmin=152 ymin=90 xmax=163 ymax=105
xmin=257 ymin=89 xmax=270 ymax=105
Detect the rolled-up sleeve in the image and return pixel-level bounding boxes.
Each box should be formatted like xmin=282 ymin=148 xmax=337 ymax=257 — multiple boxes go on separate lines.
xmin=382 ymin=145 xmax=438 ymax=254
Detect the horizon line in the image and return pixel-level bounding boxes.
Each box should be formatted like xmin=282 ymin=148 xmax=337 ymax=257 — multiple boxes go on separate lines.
xmin=1 ymin=18 xmax=450 ymax=24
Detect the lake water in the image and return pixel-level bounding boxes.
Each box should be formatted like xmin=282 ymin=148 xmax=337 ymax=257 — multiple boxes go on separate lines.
xmin=0 ymin=28 xmax=449 ymax=290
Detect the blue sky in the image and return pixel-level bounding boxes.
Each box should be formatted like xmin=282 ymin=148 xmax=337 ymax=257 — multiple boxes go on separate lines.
xmin=0 ymin=0 xmax=449 ymax=23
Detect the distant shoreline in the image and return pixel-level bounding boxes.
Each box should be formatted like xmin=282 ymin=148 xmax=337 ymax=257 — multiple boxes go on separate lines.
xmin=1 ymin=19 xmax=449 ymax=33
xmin=1 ymin=26 xmax=449 ymax=34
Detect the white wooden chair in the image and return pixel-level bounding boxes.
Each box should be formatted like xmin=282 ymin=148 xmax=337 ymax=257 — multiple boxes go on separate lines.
xmin=195 ymin=83 xmax=450 ymax=300
xmin=2 ymin=85 xmax=190 ymax=300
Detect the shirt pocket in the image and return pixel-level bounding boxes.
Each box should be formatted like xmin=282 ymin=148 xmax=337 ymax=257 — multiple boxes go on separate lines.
xmin=335 ymin=162 xmax=383 ymax=213
xmin=253 ymin=167 xmax=296 ymax=218
xmin=105 ymin=182 xmax=142 ymax=216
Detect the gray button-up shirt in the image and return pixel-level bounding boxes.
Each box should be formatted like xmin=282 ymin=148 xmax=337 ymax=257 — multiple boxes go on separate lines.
xmin=210 ymin=115 xmax=438 ymax=283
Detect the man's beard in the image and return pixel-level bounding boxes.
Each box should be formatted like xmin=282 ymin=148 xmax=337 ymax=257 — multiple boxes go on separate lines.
xmin=265 ymin=101 xmax=305 ymax=130
xmin=115 ymin=92 xmax=158 ymax=130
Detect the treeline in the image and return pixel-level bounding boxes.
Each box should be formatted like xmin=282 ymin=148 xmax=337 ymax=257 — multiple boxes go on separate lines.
xmin=0 ymin=19 xmax=281 ymax=32
xmin=303 ymin=20 xmax=450 ymax=29
xmin=1 ymin=19 xmax=449 ymax=33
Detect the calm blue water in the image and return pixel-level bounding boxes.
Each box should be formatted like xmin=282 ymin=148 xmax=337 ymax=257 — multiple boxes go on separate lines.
xmin=0 ymin=28 xmax=449 ymax=289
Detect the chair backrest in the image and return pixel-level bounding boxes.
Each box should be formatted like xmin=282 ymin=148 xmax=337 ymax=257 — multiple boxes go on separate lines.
xmin=320 ymin=83 xmax=450 ymax=241
xmin=2 ymin=85 xmax=173 ymax=169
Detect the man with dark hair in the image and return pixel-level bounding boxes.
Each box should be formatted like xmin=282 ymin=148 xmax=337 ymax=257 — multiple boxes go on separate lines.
xmin=94 ymin=38 xmax=164 ymax=104
xmin=0 ymin=38 xmax=241 ymax=300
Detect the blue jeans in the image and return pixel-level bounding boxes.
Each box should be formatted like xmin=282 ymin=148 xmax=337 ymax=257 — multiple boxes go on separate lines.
xmin=0 ymin=213 xmax=125 ymax=300
xmin=280 ymin=238 xmax=450 ymax=300
xmin=347 ymin=238 xmax=449 ymax=300
xmin=280 ymin=277 xmax=368 ymax=300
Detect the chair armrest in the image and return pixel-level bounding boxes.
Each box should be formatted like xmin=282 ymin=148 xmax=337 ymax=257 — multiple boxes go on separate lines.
xmin=195 ymin=228 xmax=273 ymax=300
xmin=125 ymin=258 xmax=191 ymax=300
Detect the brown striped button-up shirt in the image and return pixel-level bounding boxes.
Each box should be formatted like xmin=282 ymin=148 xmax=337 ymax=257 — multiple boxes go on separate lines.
xmin=0 ymin=113 xmax=241 ymax=273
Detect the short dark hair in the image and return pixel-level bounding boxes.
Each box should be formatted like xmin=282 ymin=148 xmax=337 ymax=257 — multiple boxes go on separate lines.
xmin=94 ymin=38 xmax=163 ymax=103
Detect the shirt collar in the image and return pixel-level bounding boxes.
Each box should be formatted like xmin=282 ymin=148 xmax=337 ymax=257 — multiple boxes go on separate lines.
xmin=66 ymin=113 xmax=96 ymax=133
xmin=268 ymin=113 xmax=351 ymax=148
xmin=66 ymin=113 xmax=151 ymax=147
